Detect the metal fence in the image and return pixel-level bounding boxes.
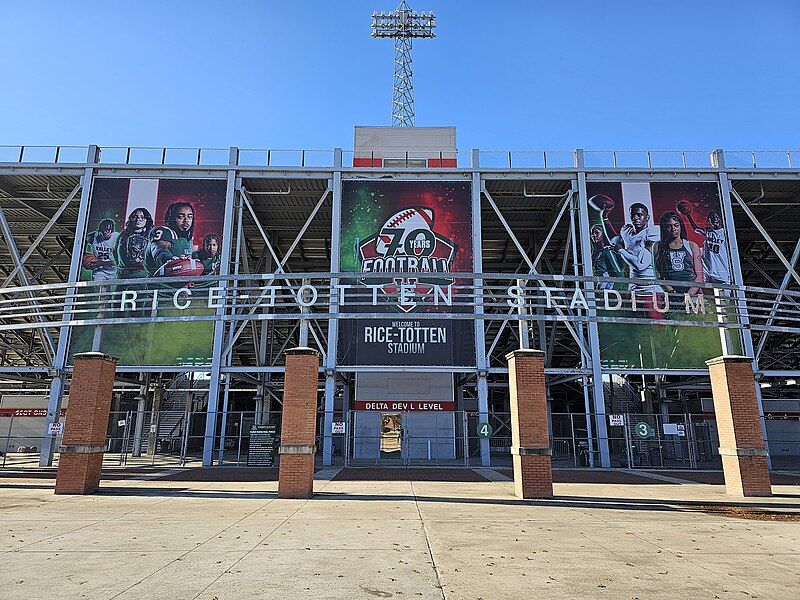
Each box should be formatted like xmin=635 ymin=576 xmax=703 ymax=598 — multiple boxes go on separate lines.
xmin=1 ymin=409 xmax=797 ymax=470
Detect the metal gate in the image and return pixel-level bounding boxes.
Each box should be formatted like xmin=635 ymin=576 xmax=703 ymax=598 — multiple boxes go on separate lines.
xmin=609 ymin=413 xmax=722 ymax=469
xmin=346 ymin=410 xmax=471 ymax=466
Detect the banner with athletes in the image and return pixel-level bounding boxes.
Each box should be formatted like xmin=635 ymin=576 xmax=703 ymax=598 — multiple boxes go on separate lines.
xmin=69 ymin=178 xmax=226 ymax=365
xmin=338 ymin=181 xmax=475 ymax=366
xmin=586 ymin=181 xmax=736 ymax=369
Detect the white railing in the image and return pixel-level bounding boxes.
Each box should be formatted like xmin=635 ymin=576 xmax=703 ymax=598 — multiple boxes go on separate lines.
xmin=0 ymin=145 xmax=797 ymax=169
xmin=0 ymin=272 xmax=798 ymax=337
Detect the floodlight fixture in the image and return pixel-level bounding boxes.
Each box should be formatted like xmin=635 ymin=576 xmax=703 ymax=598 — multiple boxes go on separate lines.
xmin=371 ymin=1 xmax=436 ymax=127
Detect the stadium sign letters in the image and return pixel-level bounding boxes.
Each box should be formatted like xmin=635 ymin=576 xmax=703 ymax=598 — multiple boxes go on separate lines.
xmin=111 ymin=282 xmax=710 ymax=316
xmin=353 ymin=401 xmax=456 ymax=411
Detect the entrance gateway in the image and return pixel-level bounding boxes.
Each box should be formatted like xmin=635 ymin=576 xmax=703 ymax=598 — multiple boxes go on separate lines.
xmin=350 ymin=372 xmax=459 ymax=464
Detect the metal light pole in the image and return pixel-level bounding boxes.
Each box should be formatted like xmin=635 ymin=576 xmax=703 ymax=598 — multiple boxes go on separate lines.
xmin=371 ymin=2 xmax=436 ymax=127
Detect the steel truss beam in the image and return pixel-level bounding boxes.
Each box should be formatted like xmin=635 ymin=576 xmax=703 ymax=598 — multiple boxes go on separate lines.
xmin=731 ymin=187 xmax=800 ymax=288
xmin=482 ymin=190 xmax=575 ymax=367
xmin=1 ymin=182 xmax=81 ymax=287
xmin=481 ymin=185 xmax=590 ymax=362
xmin=0 ymin=206 xmax=56 ymax=361
xmin=224 ymin=184 xmax=332 ymax=358
xmin=755 ymin=239 xmax=800 ymax=361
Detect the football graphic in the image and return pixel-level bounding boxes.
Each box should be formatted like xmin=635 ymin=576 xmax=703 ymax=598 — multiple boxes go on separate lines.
xmin=588 ymin=194 xmax=615 ymax=213
xmin=153 ymin=257 xmax=205 ymax=277
xmin=82 ymin=253 xmax=100 ymax=269
xmin=375 ymin=207 xmax=435 ymax=257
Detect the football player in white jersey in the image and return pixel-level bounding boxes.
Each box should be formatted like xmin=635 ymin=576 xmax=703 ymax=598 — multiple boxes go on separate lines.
xmin=677 ymin=204 xmax=729 ymax=284
xmin=611 ymin=203 xmax=663 ymax=319
xmin=83 ymin=219 xmax=119 ymax=281
xmin=612 ymin=204 xmax=661 ymax=287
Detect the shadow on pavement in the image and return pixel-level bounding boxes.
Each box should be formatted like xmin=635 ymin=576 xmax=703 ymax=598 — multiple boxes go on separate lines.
xmin=58 ymin=486 xmax=797 ymax=514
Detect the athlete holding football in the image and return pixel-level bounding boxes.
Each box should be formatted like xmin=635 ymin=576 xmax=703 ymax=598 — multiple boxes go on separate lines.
xmin=145 ymin=226 xmax=178 ymax=276
xmin=83 ymin=219 xmax=118 ymax=281
xmin=612 ymin=203 xmax=664 ymax=318
xmin=677 ymin=202 xmax=729 ymax=284
xmin=590 ymin=224 xmax=624 ymax=289
xmin=612 ymin=204 xmax=661 ymax=289
xmin=164 ymin=201 xmax=194 ymax=257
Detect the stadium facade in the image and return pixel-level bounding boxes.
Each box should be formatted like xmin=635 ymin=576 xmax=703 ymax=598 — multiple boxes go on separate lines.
xmin=0 ymin=132 xmax=798 ymax=471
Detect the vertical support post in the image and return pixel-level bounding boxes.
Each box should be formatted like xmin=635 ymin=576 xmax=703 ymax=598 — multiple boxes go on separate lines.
xmin=706 ymin=355 xmax=772 ymax=497
xmin=713 ymin=149 xmax=771 ymax=469
xmin=299 ymin=278 xmax=310 ymax=347
xmin=278 ymin=348 xmax=320 ymax=499
xmin=507 ymin=349 xmax=553 ymax=499
xmin=256 ymin=255 xmax=273 ymax=424
xmin=202 ymin=147 xmax=238 ymax=466
xmin=217 ymin=185 xmax=244 ymax=465
xmin=54 ymin=352 xmax=117 ymax=494
xmin=217 ymin=377 xmax=232 ymax=465
xmin=574 ymin=150 xmax=611 ymax=467
xmin=516 ymin=278 xmax=530 ymax=349
xmin=323 ymin=148 xmax=343 ymax=466
xmin=41 ymin=145 xmax=99 ymax=467
xmin=569 ymin=179 xmax=596 ymax=466
xmin=146 ymin=384 xmax=163 ymax=456
xmin=3 ymin=414 xmax=13 ymax=468
xmin=471 ymin=149 xmax=490 ymax=466
xmin=131 ymin=373 xmax=149 ymax=457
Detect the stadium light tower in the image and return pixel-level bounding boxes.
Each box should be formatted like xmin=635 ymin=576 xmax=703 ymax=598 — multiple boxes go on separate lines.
xmin=371 ymin=1 xmax=436 ymax=127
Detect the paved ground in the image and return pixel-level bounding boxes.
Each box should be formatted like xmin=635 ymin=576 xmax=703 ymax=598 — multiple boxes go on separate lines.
xmin=1 ymin=468 xmax=798 ymax=600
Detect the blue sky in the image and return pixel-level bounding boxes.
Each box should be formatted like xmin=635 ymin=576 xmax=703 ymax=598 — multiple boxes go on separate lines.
xmin=1 ymin=1 xmax=798 ymax=151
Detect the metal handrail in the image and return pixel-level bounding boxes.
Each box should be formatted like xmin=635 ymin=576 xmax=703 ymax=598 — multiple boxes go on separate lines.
xmin=1 ymin=145 xmax=798 ymax=169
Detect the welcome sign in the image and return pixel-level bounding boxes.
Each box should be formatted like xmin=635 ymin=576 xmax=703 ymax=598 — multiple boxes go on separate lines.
xmin=337 ymin=181 xmax=475 ymax=367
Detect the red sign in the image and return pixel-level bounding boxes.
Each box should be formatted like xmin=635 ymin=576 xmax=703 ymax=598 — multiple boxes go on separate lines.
xmin=0 ymin=408 xmax=67 ymax=417
xmin=353 ymin=401 xmax=454 ymax=412
xmin=765 ymin=412 xmax=800 ymax=419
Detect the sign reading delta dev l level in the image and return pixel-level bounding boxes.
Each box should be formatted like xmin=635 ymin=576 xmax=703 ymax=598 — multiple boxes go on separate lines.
xmin=353 ymin=401 xmax=455 ymax=412
xmin=0 ymin=408 xmax=67 ymax=418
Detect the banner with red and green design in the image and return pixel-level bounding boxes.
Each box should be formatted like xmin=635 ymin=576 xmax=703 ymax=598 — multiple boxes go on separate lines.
xmin=586 ymin=181 xmax=739 ymax=369
xmin=69 ymin=177 xmax=226 ymax=366
xmin=338 ymin=181 xmax=475 ymax=367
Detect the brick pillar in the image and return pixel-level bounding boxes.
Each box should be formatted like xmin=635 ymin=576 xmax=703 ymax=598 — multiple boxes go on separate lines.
xmin=706 ymin=355 xmax=771 ymax=497
xmin=55 ymin=352 xmax=117 ymax=495
xmin=506 ymin=349 xmax=553 ymax=499
xmin=278 ymin=348 xmax=319 ymax=499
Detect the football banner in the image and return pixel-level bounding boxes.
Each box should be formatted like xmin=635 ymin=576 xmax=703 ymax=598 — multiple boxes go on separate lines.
xmin=338 ymin=181 xmax=475 ymax=366
xmin=69 ymin=178 xmax=227 ymax=366
xmin=586 ymin=181 xmax=737 ymax=369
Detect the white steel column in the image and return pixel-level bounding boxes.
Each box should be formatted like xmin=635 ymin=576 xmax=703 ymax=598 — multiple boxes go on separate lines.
xmin=40 ymin=145 xmax=98 ymax=467
xmin=322 ymin=148 xmax=343 ymax=466
xmin=713 ymin=149 xmax=771 ymax=469
xmin=217 ymin=184 xmax=244 ymax=465
xmin=472 ymin=150 xmax=490 ymax=466
xmin=202 ymin=147 xmax=238 ymax=466
xmin=574 ymin=149 xmax=611 ymax=467
xmin=131 ymin=373 xmax=149 ymax=457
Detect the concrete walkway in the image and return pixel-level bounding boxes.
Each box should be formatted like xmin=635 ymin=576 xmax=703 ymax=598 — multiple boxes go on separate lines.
xmin=0 ymin=469 xmax=798 ymax=599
